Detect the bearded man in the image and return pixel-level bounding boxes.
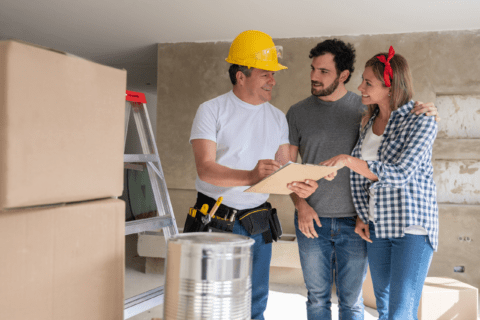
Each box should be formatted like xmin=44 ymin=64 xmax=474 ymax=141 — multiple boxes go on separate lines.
xmin=286 ymin=39 xmax=437 ymax=320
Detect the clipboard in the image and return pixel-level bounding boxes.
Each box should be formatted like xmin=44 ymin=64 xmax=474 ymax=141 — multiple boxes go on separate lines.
xmin=244 ymin=162 xmax=342 ymax=195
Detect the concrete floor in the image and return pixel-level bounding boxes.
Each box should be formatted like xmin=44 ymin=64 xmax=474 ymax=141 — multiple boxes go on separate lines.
xmin=124 ymin=234 xmax=379 ymax=320
xmin=125 ymin=234 xmax=480 ymax=319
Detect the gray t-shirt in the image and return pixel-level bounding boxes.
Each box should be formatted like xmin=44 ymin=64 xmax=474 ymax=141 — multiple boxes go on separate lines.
xmin=286 ymin=92 xmax=366 ymax=218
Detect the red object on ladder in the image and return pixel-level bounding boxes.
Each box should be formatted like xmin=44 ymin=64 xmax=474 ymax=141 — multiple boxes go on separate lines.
xmin=125 ymin=90 xmax=147 ymax=104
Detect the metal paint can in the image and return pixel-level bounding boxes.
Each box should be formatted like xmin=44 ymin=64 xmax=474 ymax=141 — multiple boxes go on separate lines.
xmin=163 ymin=232 xmax=254 ymax=320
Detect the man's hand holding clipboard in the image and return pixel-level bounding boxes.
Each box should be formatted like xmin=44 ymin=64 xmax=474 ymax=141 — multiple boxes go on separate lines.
xmin=244 ymin=162 xmax=342 ymax=195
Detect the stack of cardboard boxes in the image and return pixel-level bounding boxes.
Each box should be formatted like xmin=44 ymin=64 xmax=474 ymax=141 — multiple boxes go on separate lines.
xmin=0 ymin=40 xmax=127 ymax=320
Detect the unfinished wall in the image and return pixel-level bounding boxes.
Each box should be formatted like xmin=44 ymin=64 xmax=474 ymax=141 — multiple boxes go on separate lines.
xmin=157 ymin=30 xmax=480 ymax=287
xmin=430 ymin=94 xmax=480 ymax=289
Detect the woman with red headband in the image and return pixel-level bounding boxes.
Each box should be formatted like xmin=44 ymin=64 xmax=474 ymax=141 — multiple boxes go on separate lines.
xmin=322 ymin=47 xmax=438 ymax=320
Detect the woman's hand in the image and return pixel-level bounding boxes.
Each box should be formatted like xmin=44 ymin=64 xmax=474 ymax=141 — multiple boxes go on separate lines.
xmin=320 ymin=154 xmax=349 ymax=181
xmin=354 ymin=216 xmax=372 ymax=243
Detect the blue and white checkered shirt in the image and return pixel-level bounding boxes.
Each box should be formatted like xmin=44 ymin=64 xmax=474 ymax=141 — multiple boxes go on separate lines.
xmin=350 ymin=101 xmax=439 ymax=250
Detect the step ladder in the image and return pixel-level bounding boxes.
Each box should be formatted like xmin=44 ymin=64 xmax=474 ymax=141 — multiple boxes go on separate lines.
xmin=123 ymin=90 xmax=179 ymax=319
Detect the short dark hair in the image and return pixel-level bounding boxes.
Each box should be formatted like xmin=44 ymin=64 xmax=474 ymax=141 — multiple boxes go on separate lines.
xmin=228 ymin=64 xmax=252 ymax=85
xmin=309 ymin=39 xmax=356 ymax=84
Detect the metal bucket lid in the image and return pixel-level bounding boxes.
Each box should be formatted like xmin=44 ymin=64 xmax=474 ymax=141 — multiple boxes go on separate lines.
xmin=168 ymin=232 xmax=254 ymax=248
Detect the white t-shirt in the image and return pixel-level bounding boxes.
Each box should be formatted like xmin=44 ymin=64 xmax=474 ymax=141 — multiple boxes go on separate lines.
xmin=190 ymin=90 xmax=289 ymax=209
xmin=361 ymin=125 xmax=427 ymax=235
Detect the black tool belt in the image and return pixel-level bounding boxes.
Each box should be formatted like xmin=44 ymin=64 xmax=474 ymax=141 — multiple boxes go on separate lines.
xmin=183 ymin=192 xmax=282 ymax=244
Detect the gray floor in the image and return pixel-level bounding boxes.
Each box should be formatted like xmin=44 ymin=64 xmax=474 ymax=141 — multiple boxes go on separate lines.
xmin=124 ymin=234 xmax=379 ymax=320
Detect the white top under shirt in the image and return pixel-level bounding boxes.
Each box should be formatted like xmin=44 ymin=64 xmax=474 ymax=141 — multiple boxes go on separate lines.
xmin=190 ymin=90 xmax=289 ymax=210
xmin=361 ymin=125 xmax=427 ymax=235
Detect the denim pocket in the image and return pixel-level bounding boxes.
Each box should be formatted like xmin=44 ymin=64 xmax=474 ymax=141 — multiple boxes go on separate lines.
xmin=342 ymin=216 xmax=357 ymax=227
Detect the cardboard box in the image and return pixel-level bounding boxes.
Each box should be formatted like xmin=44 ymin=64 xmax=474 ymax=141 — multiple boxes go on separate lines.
xmin=138 ymin=231 xmax=302 ymax=270
xmin=269 ymin=266 xmax=305 ymax=286
xmin=362 ymin=266 xmax=376 ymax=309
xmin=145 ymin=257 xmax=166 ymax=274
xmin=419 ymin=277 xmax=478 ymax=320
xmin=362 ymin=272 xmax=478 ymax=319
xmin=138 ymin=228 xmax=184 ymax=258
xmin=138 ymin=231 xmax=169 ymax=258
xmin=270 ymin=234 xmax=304 ymax=285
xmin=271 ymin=234 xmax=301 ymax=268
xmin=0 ymin=40 xmax=127 ymax=209
xmin=0 ymin=198 xmax=125 ymax=320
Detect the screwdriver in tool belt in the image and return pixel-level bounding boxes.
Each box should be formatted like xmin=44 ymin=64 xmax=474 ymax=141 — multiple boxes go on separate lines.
xmin=229 ymin=209 xmax=237 ymax=222
xmin=201 ymin=197 xmax=223 ymax=225
xmin=200 ymin=204 xmax=209 ymax=215
xmin=200 ymin=204 xmax=210 ymax=224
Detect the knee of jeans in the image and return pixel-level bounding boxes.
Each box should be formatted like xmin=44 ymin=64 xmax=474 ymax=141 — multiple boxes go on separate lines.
xmin=307 ymin=293 xmax=332 ymax=306
xmin=336 ymin=284 xmax=364 ymax=308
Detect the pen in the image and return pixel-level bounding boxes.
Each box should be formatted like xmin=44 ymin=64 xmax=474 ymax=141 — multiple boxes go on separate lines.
xmin=209 ymin=196 xmax=223 ymax=218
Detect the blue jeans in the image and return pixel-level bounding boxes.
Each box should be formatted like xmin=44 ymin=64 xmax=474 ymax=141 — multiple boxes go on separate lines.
xmin=367 ymin=222 xmax=433 ymax=320
xmin=233 ymin=221 xmax=271 ymax=320
xmin=295 ymin=215 xmax=368 ymax=320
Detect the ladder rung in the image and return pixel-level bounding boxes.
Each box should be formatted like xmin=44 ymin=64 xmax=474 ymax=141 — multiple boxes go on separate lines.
xmin=124 ymin=163 xmax=144 ymax=171
xmin=124 ymin=154 xmax=159 ymax=163
xmin=125 ymin=216 xmax=174 ymax=235
xmin=124 ymin=286 xmax=164 ymax=319
xmin=146 ymin=161 xmax=165 ymax=179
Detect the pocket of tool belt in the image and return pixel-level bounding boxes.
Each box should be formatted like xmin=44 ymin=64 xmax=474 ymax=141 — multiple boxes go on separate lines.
xmin=183 ymin=208 xmax=201 ymax=232
xmin=238 ymin=207 xmax=272 ymax=236
xmin=183 ymin=207 xmax=234 ymax=233
xmin=269 ymin=208 xmax=283 ymax=241
xmin=207 ymin=214 xmax=234 ymax=233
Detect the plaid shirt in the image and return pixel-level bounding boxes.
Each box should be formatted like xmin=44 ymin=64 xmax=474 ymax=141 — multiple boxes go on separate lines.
xmin=350 ymin=101 xmax=439 ymax=250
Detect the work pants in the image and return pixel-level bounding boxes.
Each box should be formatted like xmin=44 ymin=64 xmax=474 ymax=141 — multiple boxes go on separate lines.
xmin=233 ymin=221 xmax=271 ymax=320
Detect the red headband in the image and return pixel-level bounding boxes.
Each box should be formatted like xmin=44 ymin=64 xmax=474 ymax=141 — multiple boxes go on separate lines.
xmin=376 ymin=46 xmax=395 ymax=87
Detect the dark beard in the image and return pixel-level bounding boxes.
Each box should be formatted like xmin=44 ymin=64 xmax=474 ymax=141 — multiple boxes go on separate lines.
xmin=311 ymin=76 xmax=340 ymax=97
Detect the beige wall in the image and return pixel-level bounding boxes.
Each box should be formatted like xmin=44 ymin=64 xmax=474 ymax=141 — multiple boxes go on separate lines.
xmin=157 ymin=30 xmax=480 ymax=287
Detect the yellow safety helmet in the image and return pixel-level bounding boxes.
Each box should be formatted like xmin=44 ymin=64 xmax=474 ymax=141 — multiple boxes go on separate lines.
xmin=225 ymin=30 xmax=287 ymax=71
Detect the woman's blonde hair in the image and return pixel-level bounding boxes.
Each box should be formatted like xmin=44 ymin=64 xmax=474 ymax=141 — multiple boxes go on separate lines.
xmin=361 ymin=51 xmax=414 ymax=128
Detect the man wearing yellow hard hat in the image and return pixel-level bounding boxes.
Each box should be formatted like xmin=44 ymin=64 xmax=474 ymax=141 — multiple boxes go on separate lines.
xmin=189 ymin=30 xmax=318 ymax=320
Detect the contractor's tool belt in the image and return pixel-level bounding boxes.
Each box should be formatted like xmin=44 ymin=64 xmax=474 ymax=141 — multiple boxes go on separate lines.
xmin=187 ymin=192 xmax=282 ymax=243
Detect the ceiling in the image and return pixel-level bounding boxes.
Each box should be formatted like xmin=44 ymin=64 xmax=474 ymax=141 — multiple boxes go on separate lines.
xmin=1 ymin=0 xmax=480 ymax=92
